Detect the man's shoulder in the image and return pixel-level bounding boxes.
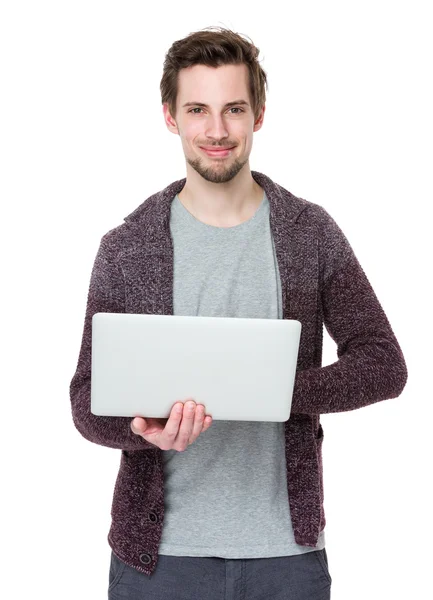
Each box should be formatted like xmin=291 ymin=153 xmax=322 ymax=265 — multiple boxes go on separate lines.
xmin=274 ymin=181 xmax=336 ymax=230
xmin=97 ymin=184 xmax=172 ymax=259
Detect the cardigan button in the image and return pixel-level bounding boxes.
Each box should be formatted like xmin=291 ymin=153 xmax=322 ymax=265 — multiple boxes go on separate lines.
xmin=139 ymin=553 xmax=152 ymax=565
xmin=148 ymin=511 xmax=159 ymax=524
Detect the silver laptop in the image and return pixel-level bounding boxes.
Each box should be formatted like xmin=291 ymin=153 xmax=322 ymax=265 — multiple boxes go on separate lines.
xmin=91 ymin=313 xmax=301 ymax=422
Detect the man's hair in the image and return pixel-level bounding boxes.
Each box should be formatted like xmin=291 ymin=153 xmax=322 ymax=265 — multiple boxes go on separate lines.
xmin=160 ymin=26 xmax=268 ymax=122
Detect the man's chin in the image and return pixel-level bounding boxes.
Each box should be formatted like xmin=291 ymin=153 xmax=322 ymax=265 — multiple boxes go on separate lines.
xmin=186 ymin=156 xmax=247 ymax=184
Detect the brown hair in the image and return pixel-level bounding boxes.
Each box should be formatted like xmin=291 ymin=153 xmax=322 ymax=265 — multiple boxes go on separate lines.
xmin=160 ymin=26 xmax=268 ymax=122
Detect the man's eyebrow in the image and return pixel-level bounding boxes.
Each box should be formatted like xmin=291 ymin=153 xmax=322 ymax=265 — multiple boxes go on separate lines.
xmin=182 ymin=99 xmax=250 ymax=108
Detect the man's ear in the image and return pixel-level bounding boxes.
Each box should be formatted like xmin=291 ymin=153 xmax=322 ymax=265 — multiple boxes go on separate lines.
xmin=253 ymin=104 xmax=266 ymax=133
xmin=163 ymin=103 xmax=179 ymax=135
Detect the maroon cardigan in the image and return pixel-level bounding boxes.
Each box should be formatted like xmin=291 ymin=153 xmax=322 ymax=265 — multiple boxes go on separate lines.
xmin=69 ymin=170 xmax=408 ymax=575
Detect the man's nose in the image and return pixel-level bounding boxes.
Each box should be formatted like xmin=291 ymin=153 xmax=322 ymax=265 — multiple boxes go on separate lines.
xmin=205 ymin=115 xmax=230 ymax=139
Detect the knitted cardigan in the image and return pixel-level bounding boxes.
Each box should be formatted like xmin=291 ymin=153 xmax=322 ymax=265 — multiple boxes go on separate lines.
xmin=69 ymin=170 xmax=408 ymax=575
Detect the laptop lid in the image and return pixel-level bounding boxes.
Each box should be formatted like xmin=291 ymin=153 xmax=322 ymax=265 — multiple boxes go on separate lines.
xmin=91 ymin=313 xmax=301 ymax=422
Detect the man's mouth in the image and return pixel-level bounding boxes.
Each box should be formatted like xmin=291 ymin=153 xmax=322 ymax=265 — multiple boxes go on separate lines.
xmin=200 ymin=146 xmax=235 ymax=158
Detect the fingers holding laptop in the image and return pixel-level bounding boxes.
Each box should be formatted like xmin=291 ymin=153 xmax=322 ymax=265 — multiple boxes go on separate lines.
xmin=130 ymin=400 xmax=212 ymax=451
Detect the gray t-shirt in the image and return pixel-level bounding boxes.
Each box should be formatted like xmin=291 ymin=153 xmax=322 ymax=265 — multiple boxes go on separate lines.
xmin=158 ymin=190 xmax=326 ymax=558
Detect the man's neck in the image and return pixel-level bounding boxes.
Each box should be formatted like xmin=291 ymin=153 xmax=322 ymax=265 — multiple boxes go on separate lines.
xmin=177 ymin=174 xmax=264 ymax=228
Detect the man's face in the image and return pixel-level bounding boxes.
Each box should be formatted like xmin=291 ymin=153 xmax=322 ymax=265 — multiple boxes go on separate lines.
xmin=163 ymin=63 xmax=265 ymax=184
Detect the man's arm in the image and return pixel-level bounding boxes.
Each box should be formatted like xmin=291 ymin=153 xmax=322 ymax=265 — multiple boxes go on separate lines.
xmin=290 ymin=206 xmax=408 ymax=415
xmin=69 ymin=234 xmax=156 ymax=451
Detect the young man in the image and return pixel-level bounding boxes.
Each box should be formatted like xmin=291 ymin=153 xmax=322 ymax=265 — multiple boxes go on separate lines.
xmin=69 ymin=27 xmax=408 ymax=600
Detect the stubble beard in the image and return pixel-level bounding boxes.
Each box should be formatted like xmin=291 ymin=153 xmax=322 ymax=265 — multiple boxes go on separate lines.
xmin=186 ymin=151 xmax=249 ymax=184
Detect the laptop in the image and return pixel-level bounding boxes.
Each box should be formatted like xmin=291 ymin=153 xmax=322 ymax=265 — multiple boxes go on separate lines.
xmin=90 ymin=313 xmax=301 ymax=422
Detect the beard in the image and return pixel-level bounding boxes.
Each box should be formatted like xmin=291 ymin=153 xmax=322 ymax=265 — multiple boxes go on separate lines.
xmin=186 ymin=151 xmax=249 ymax=184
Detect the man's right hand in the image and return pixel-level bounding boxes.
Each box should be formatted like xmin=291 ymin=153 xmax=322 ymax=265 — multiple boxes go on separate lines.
xmin=130 ymin=399 xmax=212 ymax=451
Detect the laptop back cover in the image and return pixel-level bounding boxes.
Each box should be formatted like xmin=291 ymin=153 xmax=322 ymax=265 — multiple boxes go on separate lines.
xmin=90 ymin=313 xmax=301 ymax=422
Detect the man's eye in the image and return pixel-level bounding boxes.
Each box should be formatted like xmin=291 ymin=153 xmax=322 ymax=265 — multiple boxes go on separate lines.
xmin=189 ymin=108 xmax=244 ymax=114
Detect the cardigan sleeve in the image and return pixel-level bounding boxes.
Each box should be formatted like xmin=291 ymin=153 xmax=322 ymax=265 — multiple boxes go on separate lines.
xmin=69 ymin=234 xmax=157 ymax=451
xmin=290 ymin=206 xmax=408 ymax=415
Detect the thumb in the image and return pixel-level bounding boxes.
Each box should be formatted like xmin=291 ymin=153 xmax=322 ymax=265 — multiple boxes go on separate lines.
xmin=132 ymin=417 xmax=147 ymax=434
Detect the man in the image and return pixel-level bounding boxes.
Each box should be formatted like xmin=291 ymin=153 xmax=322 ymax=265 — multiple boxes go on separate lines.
xmin=69 ymin=27 xmax=407 ymax=600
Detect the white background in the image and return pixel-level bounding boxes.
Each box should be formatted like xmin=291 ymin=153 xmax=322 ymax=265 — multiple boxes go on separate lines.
xmin=1 ymin=1 xmax=431 ymax=599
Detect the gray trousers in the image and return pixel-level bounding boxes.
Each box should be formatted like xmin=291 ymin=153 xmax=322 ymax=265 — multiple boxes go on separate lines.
xmin=108 ymin=548 xmax=332 ymax=599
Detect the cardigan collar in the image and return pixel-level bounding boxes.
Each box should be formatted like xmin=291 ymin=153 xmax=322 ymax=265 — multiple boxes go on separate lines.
xmin=123 ymin=170 xmax=310 ymax=236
